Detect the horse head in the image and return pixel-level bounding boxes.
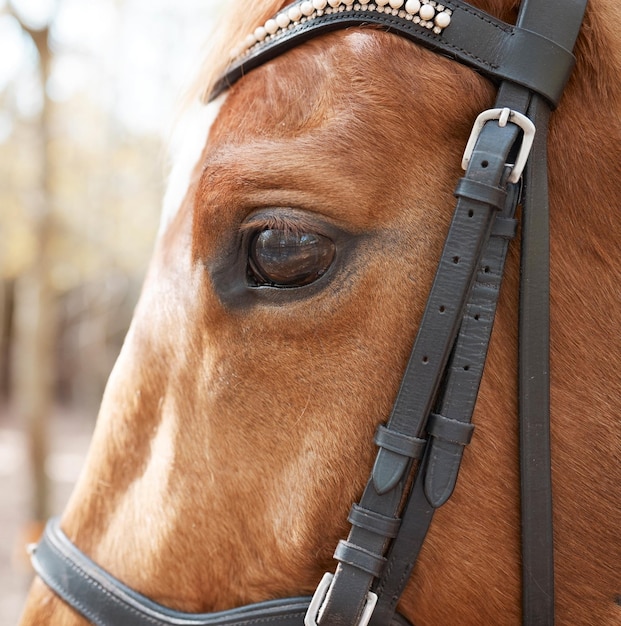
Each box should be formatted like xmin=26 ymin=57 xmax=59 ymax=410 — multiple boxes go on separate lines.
xmin=20 ymin=1 xmax=621 ymax=625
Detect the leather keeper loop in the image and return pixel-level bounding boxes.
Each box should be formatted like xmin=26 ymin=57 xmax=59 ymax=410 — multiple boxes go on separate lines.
xmin=333 ymin=540 xmax=386 ymax=578
xmin=427 ymin=413 xmax=475 ymax=446
xmin=348 ymin=504 xmax=400 ymax=539
xmin=491 ymin=216 xmax=518 ymax=239
xmin=374 ymin=425 xmax=426 ymax=459
xmin=454 ymin=178 xmax=507 ymax=210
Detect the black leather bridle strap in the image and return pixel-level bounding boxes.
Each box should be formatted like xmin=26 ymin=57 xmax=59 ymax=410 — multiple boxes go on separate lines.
xmin=424 ymin=177 xmax=520 ymax=508
xmin=31 ymin=519 xmax=412 ymax=626
xmin=518 ymin=94 xmax=554 ymax=626
xmin=368 ymin=172 xmax=520 ymax=626
xmin=371 ymin=0 xmax=586 ymax=615
xmin=32 ymin=518 xmax=308 ymax=626
xmin=512 ymin=3 xmax=585 ymax=623
xmin=345 ymin=2 xmax=585 ymax=622
xmin=317 ymin=101 xmax=527 ymax=626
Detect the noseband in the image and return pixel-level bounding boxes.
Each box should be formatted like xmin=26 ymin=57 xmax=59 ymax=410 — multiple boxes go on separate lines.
xmin=31 ymin=1 xmax=587 ymax=625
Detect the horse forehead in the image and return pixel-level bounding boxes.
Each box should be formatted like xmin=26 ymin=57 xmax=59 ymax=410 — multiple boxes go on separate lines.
xmin=161 ymin=28 xmax=488 ymax=235
xmin=157 ymin=33 xmax=391 ymax=239
xmin=210 ymin=30 xmax=427 ymax=140
xmin=209 ymin=26 xmax=493 ymax=157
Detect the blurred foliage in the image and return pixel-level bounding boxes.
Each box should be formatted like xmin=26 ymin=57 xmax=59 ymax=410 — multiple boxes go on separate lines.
xmin=0 ymin=85 xmax=164 ymax=410
xmin=0 ymin=94 xmax=163 ymax=286
xmin=0 ymin=0 xmax=222 ymax=411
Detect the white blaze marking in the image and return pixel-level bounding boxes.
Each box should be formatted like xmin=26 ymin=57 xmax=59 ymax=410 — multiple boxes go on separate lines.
xmin=158 ymin=93 xmax=228 ymax=235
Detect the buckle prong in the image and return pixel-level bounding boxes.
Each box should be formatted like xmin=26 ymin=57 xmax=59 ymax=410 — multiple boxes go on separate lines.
xmin=461 ymin=107 xmax=536 ymax=184
xmin=304 ymin=572 xmax=378 ymax=626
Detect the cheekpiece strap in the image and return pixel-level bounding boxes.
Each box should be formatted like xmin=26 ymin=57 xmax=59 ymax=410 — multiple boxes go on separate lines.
xmin=321 ymin=87 xmax=527 ymax=626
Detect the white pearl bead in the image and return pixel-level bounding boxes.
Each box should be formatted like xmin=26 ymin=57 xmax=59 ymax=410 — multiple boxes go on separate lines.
xmin=254 ymin=25 xmax=267 ymax=41
xmin=419 ymin=3 xmax=435 ymax=19
xmin=405 ymin=0 xmax=420 ymax=14
xmin=328 ymin=0 xmax=341 ymax=6
xmin=389 ymin=0 xmax=404 ymax=7
xmin=264 ymin=18 xmax=279 ymax=34
xmin=276 ymin=12 xmax=291 ymax=28
xmin=343 ymin=0 xmax=355 ymax=5
xmin=301 ymin=1 xmax=314 ymax=15
xmin=313 ymin=0 xmax=328 ymax=8
xmin=434 ymin=10 xmax=451 ymax=28
xmin=376 ymin=0 xmax=390 ymax=5
xmin=288 ymin=5 xmax=303 ymax=20
xmin=244 ymin=33 xmax=256 ymax=47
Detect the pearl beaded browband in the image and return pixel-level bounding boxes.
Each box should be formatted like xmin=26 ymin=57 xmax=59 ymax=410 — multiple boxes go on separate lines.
xmin=232 ymin=0 xmax=453 ymax=60
xmin=211 ymin=0 xmax=574 ymax=107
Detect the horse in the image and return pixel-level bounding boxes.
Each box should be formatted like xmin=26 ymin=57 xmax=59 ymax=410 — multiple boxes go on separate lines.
xmin=19 ymin=0 xmax=621 ymax=624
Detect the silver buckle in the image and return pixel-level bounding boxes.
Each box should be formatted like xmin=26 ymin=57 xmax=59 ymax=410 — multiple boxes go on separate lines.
xmin=304 ymin=572 xmax=378 ymax=626
xmin=461 ymin=107 xmax=536 ymax=184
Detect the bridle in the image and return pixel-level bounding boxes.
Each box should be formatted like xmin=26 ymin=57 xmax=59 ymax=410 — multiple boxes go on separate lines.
xmin=30 ymin=1 xmax=587 ymax=625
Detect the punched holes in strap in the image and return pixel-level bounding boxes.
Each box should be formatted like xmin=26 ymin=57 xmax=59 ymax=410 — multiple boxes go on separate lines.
xmin=426 ymin=413 xmax=475 ymax=446
xmin=374 ymin=425 xmax=426 ymax=459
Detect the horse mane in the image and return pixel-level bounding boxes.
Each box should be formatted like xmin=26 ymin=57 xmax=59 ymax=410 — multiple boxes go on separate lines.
xmin=189 ymin=1 xmax=289 ymax=102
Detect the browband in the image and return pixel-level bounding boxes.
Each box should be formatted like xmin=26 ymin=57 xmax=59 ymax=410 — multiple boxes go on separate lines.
xmin=211 ymin=0 xmax=579 ymax=107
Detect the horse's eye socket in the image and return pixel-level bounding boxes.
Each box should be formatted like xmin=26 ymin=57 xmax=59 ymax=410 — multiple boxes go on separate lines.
xmin=248 ymin=229 xmax=335 ymax=288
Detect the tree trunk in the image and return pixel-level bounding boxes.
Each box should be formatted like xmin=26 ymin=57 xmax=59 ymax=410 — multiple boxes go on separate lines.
xmin=12 ymin=24 xmax=56 ymax=522
xmin=0 ymin=280 xmax=14 ymax=400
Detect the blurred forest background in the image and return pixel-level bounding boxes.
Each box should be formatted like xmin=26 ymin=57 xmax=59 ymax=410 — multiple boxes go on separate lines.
xmin=0 ymin=0 xmax=221 ymax=622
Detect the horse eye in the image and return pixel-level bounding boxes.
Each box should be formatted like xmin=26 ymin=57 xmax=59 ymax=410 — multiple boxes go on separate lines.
xmin=248 ymin=229 xmax=335 ymax=287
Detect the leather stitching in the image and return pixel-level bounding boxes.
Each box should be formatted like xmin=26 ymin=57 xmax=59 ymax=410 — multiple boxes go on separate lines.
xmin=43 ymin=538 xmax=160 ymax=625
